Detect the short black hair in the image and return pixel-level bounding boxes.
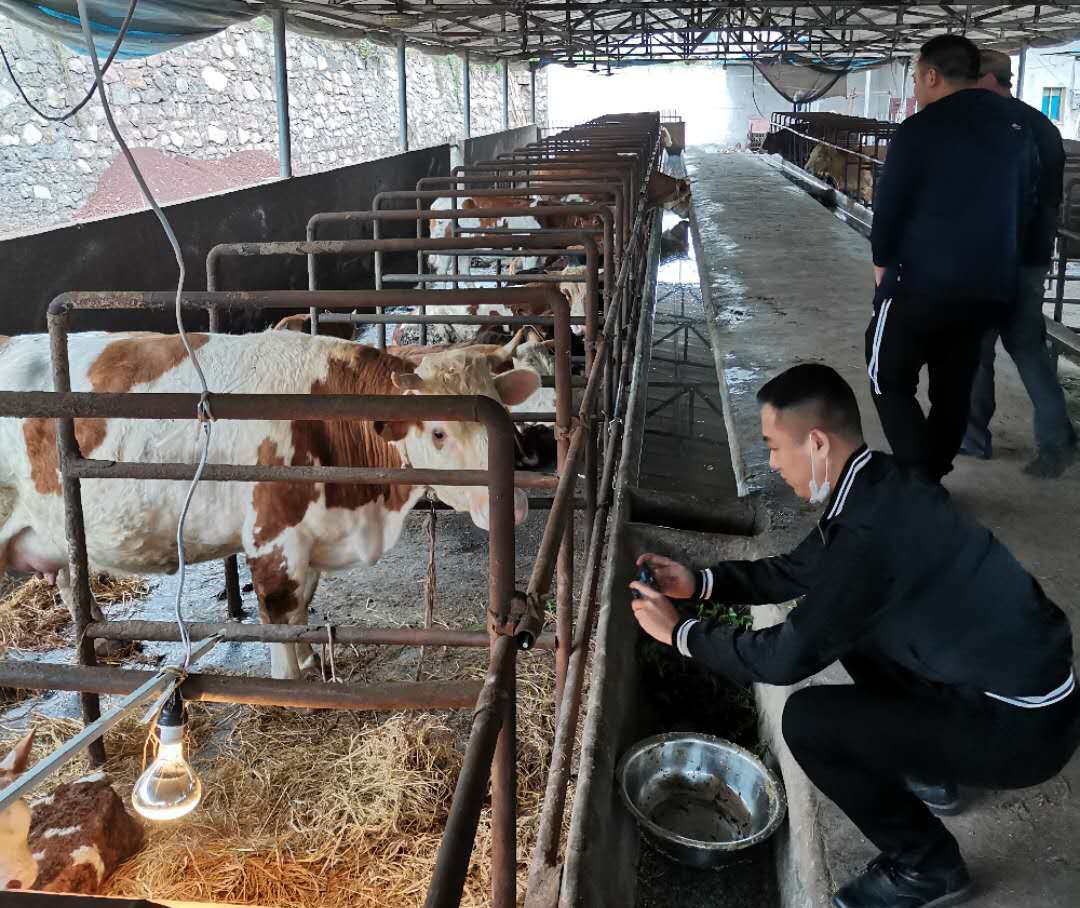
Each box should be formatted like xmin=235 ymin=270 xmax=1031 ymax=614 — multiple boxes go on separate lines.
xmin=918 ymin=35 xmax=980 ymax=83
xmin=756 ymin=364 xmax=863 ymax=440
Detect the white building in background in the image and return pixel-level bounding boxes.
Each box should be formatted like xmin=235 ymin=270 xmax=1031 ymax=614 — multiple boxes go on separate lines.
xmin=1013 ymin=42 xmax=1080 ymax=140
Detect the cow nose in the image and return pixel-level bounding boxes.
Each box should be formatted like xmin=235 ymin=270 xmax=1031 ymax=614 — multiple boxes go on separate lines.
xmin=513 ymin=489 xmax=529 ymax=525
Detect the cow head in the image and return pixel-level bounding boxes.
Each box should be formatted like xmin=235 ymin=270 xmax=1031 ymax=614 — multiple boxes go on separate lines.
xmin=0 ymin=730 xmax=38 ymax=891
xmin=386 ymin=350 xmax=539 ymax=529
xmin=665 ymin=178 xmax=692 ymax=219
xmin=558 ymin=265 xmax=594 ymax=336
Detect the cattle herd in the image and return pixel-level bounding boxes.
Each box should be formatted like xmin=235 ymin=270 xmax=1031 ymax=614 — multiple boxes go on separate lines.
xmin=0 ymin=114 xmax=690 ymax=898
xmin=760 ymin=110 xmax=895 ymax=207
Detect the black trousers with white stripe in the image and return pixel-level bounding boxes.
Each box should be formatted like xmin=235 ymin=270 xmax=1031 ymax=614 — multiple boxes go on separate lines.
xmin=783 ymin=652 xmax=1080 ymax=872
xmin=865 ymin=281 xmax=999 ymax=481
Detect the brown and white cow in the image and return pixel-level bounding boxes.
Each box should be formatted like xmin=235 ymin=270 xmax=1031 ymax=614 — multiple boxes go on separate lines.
xmin=646 ymin=170 xmax=692 ymax=218
xmin=0 ymin=731 xmax=36 ymax=890
xmin=0 ymin=731 xmax=145 ymax=894
xmin=0 ymin=332 xmax=538 ymax=679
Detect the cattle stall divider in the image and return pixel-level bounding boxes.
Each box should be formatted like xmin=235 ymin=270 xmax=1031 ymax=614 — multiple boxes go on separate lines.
xmin=0 ymin=113 xmax=665 ymax=908
xmin=206 ymin=236 xmax=592 ymax=700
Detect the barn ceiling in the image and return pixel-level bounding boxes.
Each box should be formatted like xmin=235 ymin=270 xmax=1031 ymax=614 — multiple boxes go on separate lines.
xmin=255 ymin=3 xmax=1080 ymax=66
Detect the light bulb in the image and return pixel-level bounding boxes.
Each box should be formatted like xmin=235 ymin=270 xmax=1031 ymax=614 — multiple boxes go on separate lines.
xmin=132 ymin=693 xmax=202 ymax=822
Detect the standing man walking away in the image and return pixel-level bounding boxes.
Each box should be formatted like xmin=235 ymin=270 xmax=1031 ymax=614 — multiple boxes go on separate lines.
xmin=629 ymin=364 xmax=1080 ymax=908
xmin=961 ymin=49 xmax=1077 ymax=477
xmin=869 ymin=35 xmax=1038 ymax=482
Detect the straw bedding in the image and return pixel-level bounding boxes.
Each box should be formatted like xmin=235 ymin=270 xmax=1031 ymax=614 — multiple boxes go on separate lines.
xmin=1 ymin=652 xmax=561 ymax=908
xmin=0 ymin=573 xmax=150 ymax=652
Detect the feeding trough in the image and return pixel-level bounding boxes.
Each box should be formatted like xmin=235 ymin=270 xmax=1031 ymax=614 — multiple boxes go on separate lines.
xmin=617 ymin=732 xmax=786 ymax=869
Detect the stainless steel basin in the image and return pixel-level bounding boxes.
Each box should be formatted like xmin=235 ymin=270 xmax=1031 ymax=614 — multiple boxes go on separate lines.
xmin=617 ymin=732 xmax=787 ymax=868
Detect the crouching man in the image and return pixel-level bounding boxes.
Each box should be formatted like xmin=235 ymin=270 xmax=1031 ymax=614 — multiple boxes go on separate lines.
xmin=629 ymin=363 xmax=1080 ymax=908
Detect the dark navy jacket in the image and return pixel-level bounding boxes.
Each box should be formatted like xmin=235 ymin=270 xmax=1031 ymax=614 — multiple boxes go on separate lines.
xmin=672 ymin=447 xmax=1075 ymax=703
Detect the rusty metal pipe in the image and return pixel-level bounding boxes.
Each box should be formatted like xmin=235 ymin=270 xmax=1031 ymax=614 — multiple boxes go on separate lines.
xmin=84 ymin=619 xmax=556 ymax=650
xmin=424 ymin=636 xmax=514 ymax=908
xmin=51 ymin=288 xmax=566 ymax=315
xmin=65 ymin=457 xmax=559 ymax=491
xmin=47 ymin=319 xmax=105 ymax=765
xmin=0 ymin=662 xmax=482 ymax=711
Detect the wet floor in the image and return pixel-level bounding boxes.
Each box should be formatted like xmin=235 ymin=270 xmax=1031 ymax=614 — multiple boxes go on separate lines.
xmin=638 ymin=155 xmax=737 ymax=502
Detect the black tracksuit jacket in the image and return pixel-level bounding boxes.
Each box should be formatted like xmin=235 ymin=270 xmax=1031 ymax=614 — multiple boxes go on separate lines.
xmin=671 ymin=446 xmax=1075 ymax=701
xmin=871 ymin=88 xmax=1039 ymax=304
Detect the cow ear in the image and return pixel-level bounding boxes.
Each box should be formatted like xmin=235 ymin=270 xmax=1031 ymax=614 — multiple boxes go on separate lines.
xmin=541 ymin=339 xmax=557 ymax=350
xmin=494 ymin=368 xmax=540 ymax=407
xmin=373 ymin=421 xmax=412 ymax=442
xmin=462 ymin=197 xmax=476 ymax=210
xmin=0 ymin=730 xmax=35 ymax=774
xmin=391 ymin=371 xmax=424 ymax=392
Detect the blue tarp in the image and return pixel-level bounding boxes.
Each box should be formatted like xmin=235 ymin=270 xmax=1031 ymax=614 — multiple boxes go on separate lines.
xmin=0 ymin=1 xmax=258 ymax=58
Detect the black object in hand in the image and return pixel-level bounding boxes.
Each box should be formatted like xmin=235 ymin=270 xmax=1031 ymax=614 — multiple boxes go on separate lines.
xmin=633 ymin=563 xmax=657 ymax=598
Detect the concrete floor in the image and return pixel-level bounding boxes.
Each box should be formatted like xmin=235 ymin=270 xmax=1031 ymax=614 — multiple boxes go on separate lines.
xmin=686 ymin=147 xmax=1080 ymax=908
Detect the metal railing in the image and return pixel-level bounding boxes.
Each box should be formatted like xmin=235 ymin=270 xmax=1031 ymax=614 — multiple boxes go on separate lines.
xmin=0 ymin=111 xmax=666 ymax=908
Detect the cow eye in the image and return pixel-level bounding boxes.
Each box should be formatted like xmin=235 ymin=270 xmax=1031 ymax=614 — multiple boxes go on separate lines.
xmin=432 ymin=428 xmax=446 ymax=442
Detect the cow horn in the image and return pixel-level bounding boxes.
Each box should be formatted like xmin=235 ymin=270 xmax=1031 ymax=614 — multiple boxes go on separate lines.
xmin=391 ymin=371 xmax=424 ymax=391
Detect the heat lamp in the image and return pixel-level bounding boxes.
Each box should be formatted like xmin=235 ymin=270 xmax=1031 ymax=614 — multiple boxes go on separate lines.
xmin=132 ymin=690 xmax=202 ymax=821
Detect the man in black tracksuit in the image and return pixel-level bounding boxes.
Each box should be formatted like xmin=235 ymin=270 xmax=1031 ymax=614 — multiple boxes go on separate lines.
xmin=869 ymin=35 xmax=1038 ymax=482
xmin=629 ymin=364 xmax=1079 ymax=908
xmin=961 ymin=49 xmax=1077 ymax=476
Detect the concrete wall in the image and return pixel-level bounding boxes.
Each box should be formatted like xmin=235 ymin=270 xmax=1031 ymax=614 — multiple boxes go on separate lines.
xmin=0 ymin=145 xmax=449 ymax=336
xmin=0 ymin=14 xmax=548 ymax=237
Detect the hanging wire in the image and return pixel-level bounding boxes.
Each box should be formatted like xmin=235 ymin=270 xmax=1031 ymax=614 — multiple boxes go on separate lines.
xmin=76 ymin=0 xmax=212 ymax=670
xmin=0 ymin=0 xmax=139 ymax=123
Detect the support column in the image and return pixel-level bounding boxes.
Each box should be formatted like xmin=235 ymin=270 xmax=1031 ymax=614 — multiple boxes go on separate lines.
xmin=271 ymin=9 xmax=292 ymax=178
xmin=463 ymin=49 xmax=471 ymax=137
xmin=398 ymin=36 xmax=408 ymax=152
xmin=530 ymin=63 xmax=537 ymax=126
xmin=1017 ymin=41 xmax=1029 ymax=101
xmin=863 ymin=68 xmax=872 ymax=118
xmin=502 ymin=59 xmax=510 ymax=129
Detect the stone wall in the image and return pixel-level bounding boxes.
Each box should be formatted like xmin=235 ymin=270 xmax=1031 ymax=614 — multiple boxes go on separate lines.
xmin=0 ymin=16 xmax=548 ymax=237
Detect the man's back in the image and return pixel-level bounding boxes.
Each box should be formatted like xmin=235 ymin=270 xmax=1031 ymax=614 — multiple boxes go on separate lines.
xmin=1013 ymin=96 xmax=1065 ymax=265
xmin=872 ymin=88 xmax=1036 ymax=304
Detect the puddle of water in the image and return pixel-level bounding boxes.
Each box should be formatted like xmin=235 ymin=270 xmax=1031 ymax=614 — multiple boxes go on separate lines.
xmin=723 ymin=365 xmax=760 ymax=388
xmin=658 ymin=210 xmax=698 ymax=286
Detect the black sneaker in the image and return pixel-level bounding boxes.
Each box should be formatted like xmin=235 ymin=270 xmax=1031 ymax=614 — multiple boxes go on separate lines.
xmin=1022 ymin=443 xmax=1077 ymax=478
xmin=905 ymin=778 xmax=962 ymax=816
xmin=833 ymin=855 xmax=972 ymax=908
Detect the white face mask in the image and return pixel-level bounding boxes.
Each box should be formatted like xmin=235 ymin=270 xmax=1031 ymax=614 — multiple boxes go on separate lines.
xmin=808 ymin=438 xmax=830 ymax=506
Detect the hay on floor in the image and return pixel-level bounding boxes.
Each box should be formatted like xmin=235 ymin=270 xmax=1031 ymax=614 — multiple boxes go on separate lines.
xmin=3 ymin=654 xmax=561 ymax=908
xmin=0 ymin=573 xmax=150 ymax=651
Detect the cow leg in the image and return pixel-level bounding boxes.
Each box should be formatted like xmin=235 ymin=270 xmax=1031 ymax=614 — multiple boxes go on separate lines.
xmin=247 ymin=544 xmax=314 ymax=681
xmin=294 ymin=570 xmax=322 ymax=675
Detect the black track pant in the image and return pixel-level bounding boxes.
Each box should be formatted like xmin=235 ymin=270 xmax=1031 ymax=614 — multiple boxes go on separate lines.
xmin=865 ymin=282 xmax=998 ymax=481
xmin=783 ymin=653 xmax=1080 ymax=872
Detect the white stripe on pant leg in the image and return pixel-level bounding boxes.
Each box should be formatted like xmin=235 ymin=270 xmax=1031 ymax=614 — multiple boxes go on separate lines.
xmin=869 ymin=298 xmax=893 ymax=396
xmin=867 ymin=298 xmax=890 ymax=392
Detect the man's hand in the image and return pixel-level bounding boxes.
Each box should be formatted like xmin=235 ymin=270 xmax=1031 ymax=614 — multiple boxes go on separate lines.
xmin=636 ymin=553 xmax=695 ymax=599
xmin=628 ymin=581 xmax=681 ymax=645
xmin=873 ymin=265 xmax=885 ymax=287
